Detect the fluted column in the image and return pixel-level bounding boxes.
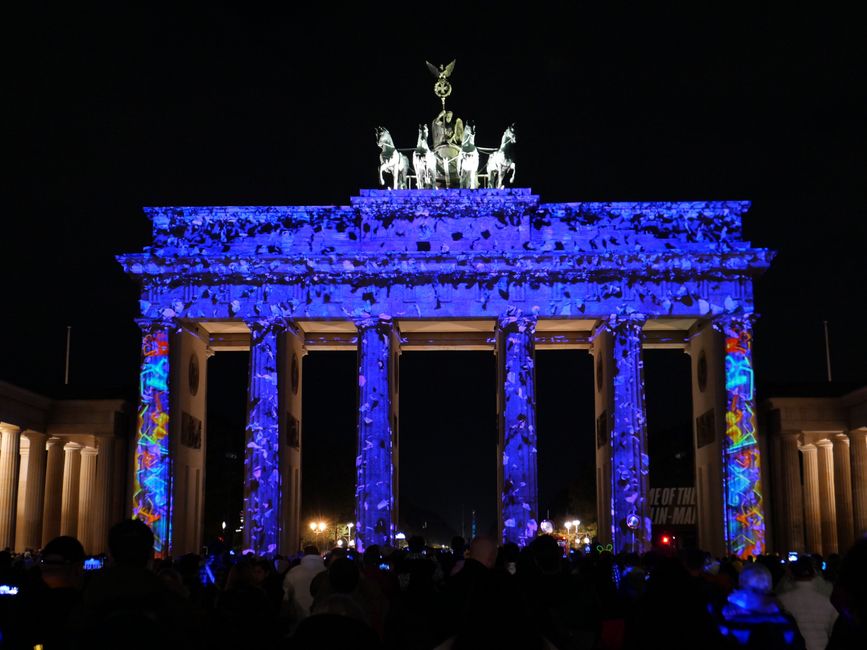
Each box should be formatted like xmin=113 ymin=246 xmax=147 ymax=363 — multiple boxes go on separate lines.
xmin=801 ymin=443 xmax=823 ymax=553
xmin=14 ymin=436 xmax=30 ymax=551
xmin=817 ymin=440 xmax=838 ymax=554
xmin=851 ymin=430 xmax=867 ymax=537
xmin=132 ymin=321 xmax=172 ymax=556
xmin=496 ymin=309 xmax=539 ymax=547
xmin=780 ymin=433 xmax=805 ymax=552
xmin=92 ymin=437 xmax=114 ymax=554
xmin=243 ymin=319 xmax=283 ymax=555
xmin=15 ymin=432 xmax=47 ymax=551
xmin=355 ymin=315 xmax=397 ymax=551
xmin=60 ymin=442 xmax=82 ymax=537
xmin=77 ymin=447 xmax=99 ymax=554
xmin=42 ymin=437 xmax=65 ymax=546
xmin=0 ymin=424 xmax=21 ymax=550
xmin=717 ymin=316 xmax=765 ymax=557
xmin=607 ymin=311 xmax=651 ymax=554
xmin=832 ymin=434 xmax=855 ymax=552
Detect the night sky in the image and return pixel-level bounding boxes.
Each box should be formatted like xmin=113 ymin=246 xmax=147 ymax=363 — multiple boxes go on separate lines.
xmin=5 ymin=5 xmax=866 ymax=544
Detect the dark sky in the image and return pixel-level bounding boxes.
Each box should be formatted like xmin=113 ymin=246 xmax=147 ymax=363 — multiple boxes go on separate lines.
xmin=5 ymin=5 xmax=866 ymax=542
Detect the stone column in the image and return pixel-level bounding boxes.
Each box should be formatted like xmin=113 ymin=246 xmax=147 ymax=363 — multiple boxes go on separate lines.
xmin=817 ymin=439 xmax=838 ymax=555
xmin=717 ymin=316 xmax=765 ymax=557
xmin=832 ymin=434 xmax=855 ymax=552
xmin=851 ymin=430 xmax=867 ymax=537
xmin=243 ymin=319 xmax=283 ymax=555
xmin=0 ymin=424 xmax=21 ymax=550
xmin=14 ymin=436 xmax=30 ymax=552
xmin=779 ymin=433 xmax=805 ymax=552
xmin=16 ymin=432 xmax=47 ymax=551
xmin=496 ymin=309 xmax=539 ymax=547
xmin=355 ymin=315 xmax=397 ymax=551
xmin=60 ymin=442 xmax=82 ymax=537
xmin=92 ymin=437 xmax=114 ymax=554
xmin=42 ymin=437 xmax=65 ymax=546
xmin=77 ymin=447 xmax=99 ymax=554
xmin=133 ymin=321 xmax=172 ymax=556
xmin=801 ymin=443 xmax=823 ymax=553
xmin=607 ymin=311 xmax=651 ymax=554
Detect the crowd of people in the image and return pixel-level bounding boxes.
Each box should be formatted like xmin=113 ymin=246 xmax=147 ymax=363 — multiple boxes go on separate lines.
xmin=1 ymin=519 xmax=866 ymax=649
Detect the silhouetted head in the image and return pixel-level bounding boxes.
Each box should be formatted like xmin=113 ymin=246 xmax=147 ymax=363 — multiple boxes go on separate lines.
xmin=108 ymin=519 xmax=154 ymax=567
xmin=328 ymin=557 xmax=360 ymax=594
xmin=407 ymin=535 xmax=426 ymax=554
xmin=362 ymin=544 xmax=381 ymax=568
xmin=303 ymin=545 xmax=320 ymax=556
xmin=468 ymin=536 xmax=497 ymax=569
xmin=791 ymin=557 xmax=815 ymax=581
xmin=42 ymin=536 xmax=86 ymax=566
xmin=451 ymin=536 xmax=466 ymax=555
xmin=739 ymin=562 xmax=773 ymax=595
xmin=529 ymin=534 xmax=562 ymax=574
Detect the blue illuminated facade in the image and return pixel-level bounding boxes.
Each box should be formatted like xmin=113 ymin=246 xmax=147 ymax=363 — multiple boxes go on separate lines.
xmin=120 ymin=189 xmax=773 ymax=557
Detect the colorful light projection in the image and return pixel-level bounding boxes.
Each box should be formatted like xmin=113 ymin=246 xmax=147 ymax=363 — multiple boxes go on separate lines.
xmin=721 ymin=317 xmax=765 ymax=557
xmin=133 ymin=324 xmax=171 ymax=556
xmin=355 ymin=316 xmax=396 ymax=551
xmin=243 ymin=321 xmax=282 ymax=556
xmin=608 ymin=311 xmax=651 ymax=554
xmin=498 ymin=308 xmax=539 ymax=546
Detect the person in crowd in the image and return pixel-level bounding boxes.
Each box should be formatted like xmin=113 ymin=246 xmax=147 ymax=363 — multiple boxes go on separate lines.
xmin=827 ymin=537 xmax=867 ymax=649
xmin=80 ymin=519 xmax=201 ymax=649
xmin=283 ymin=544 xmax=325 ymax=618
xmin=717 ymin=561 xmax=805 ymax=649
xmin=777 ymin=557 xmax=837 ymax=650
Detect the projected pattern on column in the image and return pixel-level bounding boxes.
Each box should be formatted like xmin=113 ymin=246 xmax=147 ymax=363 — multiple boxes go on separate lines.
xmin=244 ymin=321 xmax=282 ymax=556
xmin=356 ymin=316 xmax=395 ymax=551
xmin=499 ymin=309 xmax=539 ymax=546
xmin=133 ymin=325 xmax=171 ymax=556
xmin=609 ymin=311 xmax=651 ymax=554
xmin=721 ymin=317 xmax=765 ymax=557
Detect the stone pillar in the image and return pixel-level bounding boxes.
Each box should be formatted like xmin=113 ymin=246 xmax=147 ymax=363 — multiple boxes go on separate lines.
xmin=92 ymin=437 xmax=114 ymax=554
xmin=817 ymin=440 xmax=838 ymax=555
xmin=496 ymin=309 xmax=539 ymax=547
xmin=243 ymin=319 xmax=283 ymax=555
xmin=15 ymin=431 xmax=47 ymax=551
xmin=590 ymin=326 xmax=613 ymax=548
xmin=832 ymin=433 xmax=855 ymax=553
xmin=779 ymin=433 xmax=805 ymax=552
xmin=717 ymin=316 xmax=765 ymax=557
xmin=687 ymin=323 xmax=728 ymax=557
xmin=355 ymin=316 xmax=398 ymax=551
xmin=42 ymin=437 xmax=65 ymax=546
xmin=60 ymin=442 xmax=82 ymax=537
xmin=279 ymin=325 xmax=306 ymax=555
xmin=14 ymin=436 xmax=30 ymax=552
xmin=851 ymin=430 xmax=867 ymax=537
xmin=608 ymin=312 xmax=651 ymax=554
xmin=0 ymin=424 xmax=21 ymax=550
xmin=801 ymin=443 xmax=822 ymax=553
xmin=77 ymin=447 xmax=99 ymax=554
xmin=132 ymin=321 xmax=172 ymax=556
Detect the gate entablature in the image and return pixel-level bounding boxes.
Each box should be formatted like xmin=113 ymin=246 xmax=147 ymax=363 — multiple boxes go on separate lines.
xmin=119 ymin=189 xmax=771 ymax=324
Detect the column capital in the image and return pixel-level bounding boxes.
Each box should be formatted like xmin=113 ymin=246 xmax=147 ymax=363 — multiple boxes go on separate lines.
xmin=800 ymin=442 xmax=818 ymax=453
xmin=594 ymin=307 xmax=646 ymax=336
xmin=0 ymin=422 xmax=21 ymax=436
xmin=45 ymin=436 xmax=64 ymax=451
xmin=135 ymin=317 xmax=175 ymax=333
xmin=354 ymin=313 xmax=396 ymax=332
xmin=80 ymin=446 xmax=99 ymax=457
xmin=711 ymin=312 xmax=759 ymax=334
xmin=23 ymin=430 xmax=47 ymax=444
xmin=245 ymin=317 xmax=287 ymax=334
xmin=63 ymin=441 xmax=83 ymax=453
xmin=496 ymin=307 xmax=537 ymax=334
xmin=832 ymin=432 xmax=851 ymax=446
xmin=781 ymin=431 xmax=803 ymax=445
xmin=848 ymin=429 xmax=867 ymax=441
xmin=816 ymin=438 xmax=834 ymax=450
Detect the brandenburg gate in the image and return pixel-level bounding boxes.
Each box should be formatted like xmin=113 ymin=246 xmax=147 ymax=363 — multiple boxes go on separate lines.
xmin=119 ymin=189 xmax=773 ymax=559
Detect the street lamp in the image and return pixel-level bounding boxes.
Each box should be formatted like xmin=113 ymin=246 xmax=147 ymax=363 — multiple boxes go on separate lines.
xmin=347 ymin=522 xmax=354 ymax=546
xmin=565 ymin=521 xmax=573 ymax=535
